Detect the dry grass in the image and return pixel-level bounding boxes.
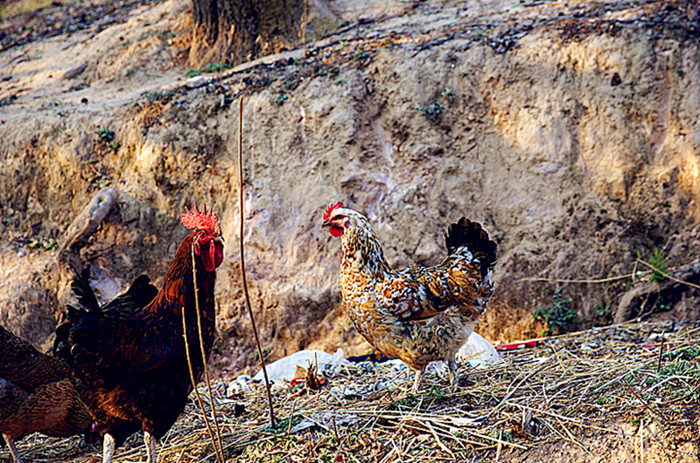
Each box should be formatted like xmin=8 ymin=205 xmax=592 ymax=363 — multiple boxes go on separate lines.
xmin=4 ymin=319 xmax=700 ymax=463
xmin=0 ymin=0 xmax=61 ymax=19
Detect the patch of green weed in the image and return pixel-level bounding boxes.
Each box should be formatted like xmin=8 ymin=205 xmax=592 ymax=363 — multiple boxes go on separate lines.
xmin=270 ymin=94 xmax=288 ymax=106
xmin=186 ymin=62 xmax=232 ymax=78
xmin=418 ymin=101 xmax=444 ymax=123
xmin=96 ymin=128 xmax=120 ymax=152
xmin=533 ymin=289 xmax=577 ymax=336
xmin=441 ymin=85 xmax=455 ymax=102
xmin=392 ymin=393 xmax=419 ymax=408
xmin=145 ymin=90 xmax=173 ymax=102
xmin=638 ymin=248 xmax=668 ymax=281
xmin=594 ymin=304 xmax=612 ymax=316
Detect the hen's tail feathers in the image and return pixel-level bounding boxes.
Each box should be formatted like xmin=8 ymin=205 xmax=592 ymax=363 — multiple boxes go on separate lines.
xmin=53 ymin=304 xmax=102 ymax=367
xmin=53 ymin=305 xmax=82 ymax=361
xmin=445 ymin=218 xmax=497 ymax=278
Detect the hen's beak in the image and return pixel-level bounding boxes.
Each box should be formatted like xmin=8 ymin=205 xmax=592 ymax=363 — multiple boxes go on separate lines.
xmin=321 ymin=220 xmax=331 ymax=228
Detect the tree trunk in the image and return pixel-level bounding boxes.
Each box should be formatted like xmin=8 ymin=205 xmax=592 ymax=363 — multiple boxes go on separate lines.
xmin=190 ymin=0 xmax=306 ymax=68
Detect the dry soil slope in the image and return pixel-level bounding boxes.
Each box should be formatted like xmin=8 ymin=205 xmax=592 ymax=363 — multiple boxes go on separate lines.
xmin=0 ymin=0 xmax=698 ymax=366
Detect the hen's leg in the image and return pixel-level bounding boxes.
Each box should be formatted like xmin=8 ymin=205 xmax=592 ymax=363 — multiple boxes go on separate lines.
xmin=145 ymin=431 xmax=158 ymax=463
xmin=448 ymin=358 xmax=459 ymax=391
xmin=3 ymin=434 xmax=24 ymax=463
xmin=411 ymin=369 xmax=424 ymax=393
xmin=103 ymin=433 xmax=115 ymax=463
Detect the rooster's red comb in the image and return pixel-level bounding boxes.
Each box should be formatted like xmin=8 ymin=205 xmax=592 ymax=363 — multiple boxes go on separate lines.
xmin=323 ymin=201 xmax=344 ymax=221
xmin=181 ymin=203 xmax=221 ymax=235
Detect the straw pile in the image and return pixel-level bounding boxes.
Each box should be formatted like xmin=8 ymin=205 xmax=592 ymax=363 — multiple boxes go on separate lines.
xmin=5 ymin=320 xmax=699 ymax=463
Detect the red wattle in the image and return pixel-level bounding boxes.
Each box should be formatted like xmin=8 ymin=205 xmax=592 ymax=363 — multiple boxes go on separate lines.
xmin=329 ymin=225 xmax=344 ymax=238
xmin=214 ymin=241 xmax=224 ymax=268
xmin=203 ymin=240 xmax=216 ymax=272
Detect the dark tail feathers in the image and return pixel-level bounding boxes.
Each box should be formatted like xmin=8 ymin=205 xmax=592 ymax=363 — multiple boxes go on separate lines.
xmin=53 ymin=305 xmax=80 ymax=361
xmin=54 ymin=269 xmax=158 ymax=360
xmin=445 ymin=218 xmax=497 ymax=278
xmin=71 ymin=267 xmax=157 ymax=318
xmin=71 ymin=267 xmax=100 ymax=312
xmin=53 ymin=305 xmax=101 ymax=364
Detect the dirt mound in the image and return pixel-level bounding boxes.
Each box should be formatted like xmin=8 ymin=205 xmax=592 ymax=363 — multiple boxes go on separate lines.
xmin=0 ymin=0 xmax=699 ymax=371
xmin=0 ymin=0 xmax=160 ymax=53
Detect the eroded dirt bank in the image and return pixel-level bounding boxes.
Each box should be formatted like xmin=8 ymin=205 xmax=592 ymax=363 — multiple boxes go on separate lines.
xmin=0 ymin=0 xmax=699 ymax=372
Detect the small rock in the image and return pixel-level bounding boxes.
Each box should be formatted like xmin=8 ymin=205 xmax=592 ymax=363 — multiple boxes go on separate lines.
xmin=318 ymin=412 xmax=359 ymax=428
xmin=580 ymin=343 xmax=597 ymax=351
xmin=226 ymin=374 xmax=253 ymax=397
xmin=186 ymin=76 xmax=208 ymax=88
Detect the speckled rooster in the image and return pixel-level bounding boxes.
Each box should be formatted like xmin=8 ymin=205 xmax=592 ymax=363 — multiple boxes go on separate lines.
xmin=322 ymin=202 xmax=497 ymax=392
xmin=55 ymin=204 xmax=224 ymax=463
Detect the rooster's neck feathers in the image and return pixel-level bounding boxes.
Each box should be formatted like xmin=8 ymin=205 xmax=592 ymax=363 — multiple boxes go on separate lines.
xmin=145 ymin=231 xmax=216 ymax=314
xmin=339 ymin=211 xmax=390 ymax=278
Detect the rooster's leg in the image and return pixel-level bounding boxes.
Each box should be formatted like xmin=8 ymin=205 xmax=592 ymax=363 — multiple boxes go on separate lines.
xmin=103 ymin=433 xmax=115 ymax=463
xmin=448 ymin=359 xmax=459 ymax=391
xmin=145 ymin=431 xmax=158 ymax=463
xmin=3 ymin=434 xmax=24 ymax=463
xmin=410 ymin=369 xmax=424 ymax=393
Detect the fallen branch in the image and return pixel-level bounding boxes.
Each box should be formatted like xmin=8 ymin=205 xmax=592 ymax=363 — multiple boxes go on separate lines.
xmin=622 ymin=379 xmax=669 ymax=424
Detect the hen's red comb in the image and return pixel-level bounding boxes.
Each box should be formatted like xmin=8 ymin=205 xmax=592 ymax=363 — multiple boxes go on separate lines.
xmin=323 ymin=201 xmax=344 ymax=221
xmin=181 ymin=203 xmax=221 ymax=235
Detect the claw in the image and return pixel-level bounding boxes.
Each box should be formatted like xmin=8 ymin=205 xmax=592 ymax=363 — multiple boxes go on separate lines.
xmin=145 ymin=432 xmax=158 ymax=463
xmin=448 ymin=359 xmax=460 ymax=393
xmin=411 ymin=369 xmax=424 ymax=394
xmin=103 ymin=433 xmax=115 ymax=463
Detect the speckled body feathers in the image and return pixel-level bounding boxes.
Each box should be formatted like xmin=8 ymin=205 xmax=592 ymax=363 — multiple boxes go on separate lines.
xmin=328 ymin=208 xmax=496 ymax=373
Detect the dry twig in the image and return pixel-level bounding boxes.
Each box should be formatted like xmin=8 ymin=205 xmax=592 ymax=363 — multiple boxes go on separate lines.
xmin=236 ymin=96 xmax=276 ymax=428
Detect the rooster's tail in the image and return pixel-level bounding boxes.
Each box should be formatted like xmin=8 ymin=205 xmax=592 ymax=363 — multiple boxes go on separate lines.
xmin=445 ymin=218 xmax=497 ymax=278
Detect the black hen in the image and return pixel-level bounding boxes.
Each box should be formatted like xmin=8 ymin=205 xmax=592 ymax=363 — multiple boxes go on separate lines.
xmin=1 ymin=325 xmax=98 ymax=463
